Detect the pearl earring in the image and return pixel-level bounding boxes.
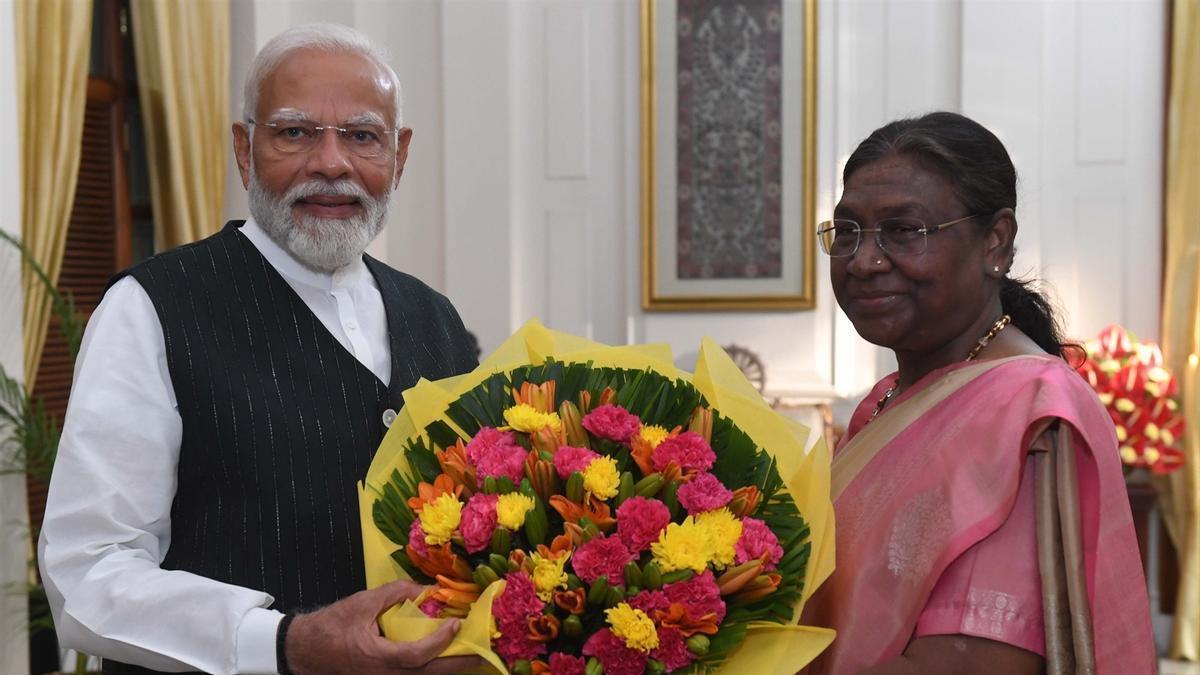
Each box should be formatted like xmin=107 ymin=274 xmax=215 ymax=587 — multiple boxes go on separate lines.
xmin=993 ymin=266 xmax=1000 ymax=273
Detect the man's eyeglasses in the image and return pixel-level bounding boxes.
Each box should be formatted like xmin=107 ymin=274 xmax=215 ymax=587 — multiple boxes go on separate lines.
xmin=247 ymin=119 xmax=397 ymax=158
xmin=817 ymin=214 xmax=984 ymax=257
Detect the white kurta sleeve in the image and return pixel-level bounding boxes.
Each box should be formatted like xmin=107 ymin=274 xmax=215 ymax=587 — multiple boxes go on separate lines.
xmin=38 ymin=276 xmax=283 ymax=674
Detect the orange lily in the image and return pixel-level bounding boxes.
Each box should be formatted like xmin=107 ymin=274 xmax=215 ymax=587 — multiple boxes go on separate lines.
xmin=430 ymin=574 xmax=481 ymax=610
xmin=525 ymin=452 xmax=559 ymax=501
xmin=687 ymin=406 xmax=713 ymax=443
xmin=728 ymin=485 xmax=761 ymax=518
xmin=553 ymin=588 xmax=587 ymax=615
xmin=559 ymin=400 xmax=591 ymax=448
xmin=406 ymin=473 xmax=463 ymax=512
xmin=508 ymin=549 xmax=532 ymax=574
xmin=654 ymin=602 xmax=720 ymax=637
xmin=435 ymin=440 xmax=477 ymax=495
xmin=530 ymin=425 xmax=566 ymax=455
xmin=407 ymin=542 xmax=473 ymax=583
xmin=549 ymin=495 xmax=616 ymax=531
xmin=716 ymin=558 xmax=766 ymax=595
xmin=527 ymin=614 xmax=560 ymax=642
xmin=531 ymin=661 xmax=551 ymax=675
xmin=729 ymin=572 xmax=783 ymax=605
xmin=514 ymin=381 xmax=556 ymax=413
xmin=538 ymin=533 xmax=575 ymax=559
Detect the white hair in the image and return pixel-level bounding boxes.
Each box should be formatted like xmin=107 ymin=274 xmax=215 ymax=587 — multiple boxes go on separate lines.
xmin=243 ymin=23 xmax=403 ymax=126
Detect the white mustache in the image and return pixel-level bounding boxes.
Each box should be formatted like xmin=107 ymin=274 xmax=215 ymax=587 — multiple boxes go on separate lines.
xmin=284 ymin=179 xmax=370 ymax=205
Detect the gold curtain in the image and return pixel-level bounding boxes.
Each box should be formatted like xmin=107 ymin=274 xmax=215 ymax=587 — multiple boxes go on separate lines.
xmin=1161 ymin=0 xmax=1200 ymax=661
xmin=129 ymin=0 xmax=229 ymax=251
xmin=15 ymin=0 xmax=94 ymax=387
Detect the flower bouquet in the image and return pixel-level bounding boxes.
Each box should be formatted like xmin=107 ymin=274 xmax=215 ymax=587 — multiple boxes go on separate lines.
xmin=1079 ymin=324 xmax=1186 ymax=474
xmin=359 ymin=321 xmax=835 ymax=674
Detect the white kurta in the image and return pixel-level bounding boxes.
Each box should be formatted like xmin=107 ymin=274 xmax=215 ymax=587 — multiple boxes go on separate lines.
xmin=39 ymin=220 xmax=391 ymax=674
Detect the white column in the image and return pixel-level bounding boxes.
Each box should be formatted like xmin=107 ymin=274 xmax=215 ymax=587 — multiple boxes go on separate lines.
xmin=0 ymin=0 xmax=30 ymax=671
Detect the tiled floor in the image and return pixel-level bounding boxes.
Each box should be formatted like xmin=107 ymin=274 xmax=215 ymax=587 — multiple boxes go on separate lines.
xmin=1162 ymin=659 xmax=1200 ymax=674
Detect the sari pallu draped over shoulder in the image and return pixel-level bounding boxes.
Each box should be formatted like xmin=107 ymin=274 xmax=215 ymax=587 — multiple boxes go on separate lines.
xmin=802 ymin=356 xmax=1155 ymax=674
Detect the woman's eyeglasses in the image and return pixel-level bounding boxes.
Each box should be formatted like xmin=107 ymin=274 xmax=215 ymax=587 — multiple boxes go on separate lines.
xmin=816 ymin=214 xmax=983 ymax=257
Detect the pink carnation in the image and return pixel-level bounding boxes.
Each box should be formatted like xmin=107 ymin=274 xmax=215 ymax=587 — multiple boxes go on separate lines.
xmin=494 ymin=631 xmax=546 ymax=665
xmin=418 ymin=597 xmax=446 ymax=618
xmin=627 ymin=589 xmax=670 ymax=616
xmin=548 ymin=653 xmax=587 ymax=675
xmin=492 ymin=572 xmax=545 ymax=627
xmin=663 ymin=570 xmax=726 ymax=623
xmin=465 ymin=427 xmax=518 ymax=464
xmin=582 ymin=404 xmax=642 ymax=443
xmin=652 ymin=626 xmax=696 ymax=671
xmin=492 ymin=572 xmax=547 ymax=664
xmin=552 ymin=445 xmax=600 ymax=480
xmin=407 ymin=520 xmax=429 ymax=558
xmin=735 ymin=517 xmax=784 ymax=570
xmin=475 ymin=445 xmax=529 ymax=483
xmin=460 ymin=493 xmax=499 ymax=553
xmin=615 ymin=497 xmax=672 ymax=552
xmin=570 ymin=534 xmax=634 ymax=585
xmin=651 ymin=431 xmax=716 ymax=473
xmin=676 ymin=473 xmax=733 ymax=514
xmin=583 ymin=628 xmax=648 ymax=675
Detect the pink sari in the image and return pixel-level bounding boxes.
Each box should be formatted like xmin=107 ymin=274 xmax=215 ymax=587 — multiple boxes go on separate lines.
xmin=801 ymin=356 xmax=1155 ymax=674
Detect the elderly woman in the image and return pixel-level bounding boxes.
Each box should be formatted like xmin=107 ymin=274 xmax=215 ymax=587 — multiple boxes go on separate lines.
xmin=802 ymin=112 xmax=1155 ymax=674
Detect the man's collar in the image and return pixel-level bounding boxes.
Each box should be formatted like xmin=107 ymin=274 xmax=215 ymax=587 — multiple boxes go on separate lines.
xmin=239 ymin=217 xmax=369 ymax=292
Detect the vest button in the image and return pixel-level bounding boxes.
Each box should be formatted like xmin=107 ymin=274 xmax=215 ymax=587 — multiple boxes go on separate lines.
xmin=382 ymin=408 xmax=398 ymax=428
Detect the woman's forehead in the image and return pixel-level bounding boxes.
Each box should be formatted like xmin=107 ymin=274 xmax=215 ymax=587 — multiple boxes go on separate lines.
xmin=839 ymin=155 xmax=959 ymax=213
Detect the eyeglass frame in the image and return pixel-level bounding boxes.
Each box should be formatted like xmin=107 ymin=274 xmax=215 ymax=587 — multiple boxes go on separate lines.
xmin=245 ymin=117 xmax=401 ymax=158
xmin=816 ymin=213 xmax=988 ymax=258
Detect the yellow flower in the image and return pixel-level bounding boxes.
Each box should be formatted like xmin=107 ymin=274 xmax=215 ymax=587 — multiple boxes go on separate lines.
xmin=582 ymin=456 xmax=620 ymax=500
xmin=636 ymin=424 xmax=670 ymax=449
xmin=419 ymin=493 xmax=462 ymax=545
xmin=530 ymin=550 xmax=570 ymax=601
xmin=1144 ymin=423 xmax=1161 ymax=442
xmin=496 ymin=493 xmax=536 ymax=531
xmin=651 ymin=517 xmax=711 ymax=574
xmin=1120 ymin=446 xmax=1139 ymax=464
xmin=695 ymin=508 xmax=743 ymax=569
xmin=504 ymin=404 xmax=563 ymax=434
xmin=605 ymin=603 xmax=659 ymax=652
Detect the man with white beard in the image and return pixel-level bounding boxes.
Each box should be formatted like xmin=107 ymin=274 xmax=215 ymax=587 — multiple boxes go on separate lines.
xmin=39 ymin=24 xmax=481 ymax=675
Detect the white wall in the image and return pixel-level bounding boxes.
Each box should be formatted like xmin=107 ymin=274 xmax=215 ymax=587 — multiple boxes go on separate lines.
xmin=223 ymin=0 xmax=1165 ymax=408
xmin=0 ymin=0 xmax=30 ymax=671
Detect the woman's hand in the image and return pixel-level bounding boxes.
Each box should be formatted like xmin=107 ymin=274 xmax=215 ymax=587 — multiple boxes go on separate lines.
xmin=856 ymin=634 xmax=1044 ymax=675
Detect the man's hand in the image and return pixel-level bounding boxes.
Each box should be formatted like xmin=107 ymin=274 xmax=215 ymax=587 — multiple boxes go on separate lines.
xmin=285 ymin=580 xmax=483 ymax=674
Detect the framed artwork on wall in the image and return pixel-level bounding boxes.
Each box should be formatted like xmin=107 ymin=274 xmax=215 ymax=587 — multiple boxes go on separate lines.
xmin=641 ymin=0 xmax=817 ymax=311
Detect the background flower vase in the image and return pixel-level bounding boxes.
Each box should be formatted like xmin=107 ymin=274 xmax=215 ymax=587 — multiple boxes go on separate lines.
xmin=1078 ymin=324 xmax=1187 ymax=476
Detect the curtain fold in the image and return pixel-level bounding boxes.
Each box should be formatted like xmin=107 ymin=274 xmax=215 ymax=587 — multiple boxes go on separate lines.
xmin=16 ymin=0 xmax=94 ymax=388
xmin=1160 ymin=0 xmax=1200 ymax=661
xmin=129 ymin=0 xmax=229 ymax=251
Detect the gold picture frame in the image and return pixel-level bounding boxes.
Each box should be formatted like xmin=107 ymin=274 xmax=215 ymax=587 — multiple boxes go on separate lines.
xmin=641 ymin=0 xmax=818 ymax=311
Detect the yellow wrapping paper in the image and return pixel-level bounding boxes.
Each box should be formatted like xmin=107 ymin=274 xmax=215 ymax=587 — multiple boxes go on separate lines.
xmin=358 ymin=320 xmax=836 ymax=672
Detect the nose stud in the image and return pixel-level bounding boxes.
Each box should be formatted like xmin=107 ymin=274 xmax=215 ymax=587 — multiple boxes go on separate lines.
xmin=993 ymin=265 xmax=1000 ymax=273
xmin=874 ymin=258 xmax=883 ymax=266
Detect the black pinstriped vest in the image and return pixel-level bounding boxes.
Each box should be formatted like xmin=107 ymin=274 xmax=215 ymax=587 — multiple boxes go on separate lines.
xmin=101 ymin=221 xmax=477 ymax=674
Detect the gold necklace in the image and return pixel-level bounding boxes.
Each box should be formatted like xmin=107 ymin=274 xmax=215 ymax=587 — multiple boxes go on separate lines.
xmin=869 ymin=314 xmax=1012 ymax=421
